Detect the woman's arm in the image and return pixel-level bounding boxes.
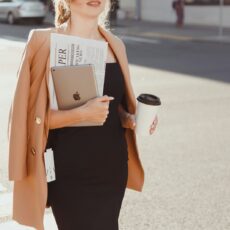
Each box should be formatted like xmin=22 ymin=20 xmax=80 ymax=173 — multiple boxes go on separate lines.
xmin=49 ymin=95 xmax=114 ymax=129
xmin=50 ymin=103 xmax=137 ymax=130
xmin=49 ymin=107 xmax=85 ymax=129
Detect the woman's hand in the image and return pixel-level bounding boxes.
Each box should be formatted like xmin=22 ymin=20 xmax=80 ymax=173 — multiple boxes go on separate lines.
xmin=118 ymin=104 xmax=159 ymax=135
xmin=118 ymin=104 xmax=136 ymax=130
xmin=80 ymin=95 xmax=114 ymax=124
xmin=120 ymin=111 xmax=136 ymax=130
xmin=49 ymin=95 xmax=114 ymax=129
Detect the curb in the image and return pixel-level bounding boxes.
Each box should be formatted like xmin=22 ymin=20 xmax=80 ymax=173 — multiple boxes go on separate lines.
xmin=115 ymin=31 xmax=230 ymax=44
xmin=42 ymin=14 xmax=230 ymax=44
xmin=191 ymin=36 xmax=230 ymax=44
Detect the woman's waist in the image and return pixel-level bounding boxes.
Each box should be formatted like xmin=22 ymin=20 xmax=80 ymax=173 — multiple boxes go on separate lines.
xmin=54 ymin=121 xmax=124 ymax=136
xmin=50 ymin=124 xmax=127 ymax=151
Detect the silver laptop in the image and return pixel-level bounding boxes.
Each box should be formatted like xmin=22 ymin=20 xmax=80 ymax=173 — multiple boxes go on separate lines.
xmin=51 ymin=64 xmax=102 ymax=127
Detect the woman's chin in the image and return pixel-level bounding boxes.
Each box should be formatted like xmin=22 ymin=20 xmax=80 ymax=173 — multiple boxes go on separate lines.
xmin=83 ymin=12 xmax=103 ymax=19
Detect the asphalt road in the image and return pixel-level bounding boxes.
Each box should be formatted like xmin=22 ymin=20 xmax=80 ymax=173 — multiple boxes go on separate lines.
xmin=0 ymin=22 xmax=230 ymax=230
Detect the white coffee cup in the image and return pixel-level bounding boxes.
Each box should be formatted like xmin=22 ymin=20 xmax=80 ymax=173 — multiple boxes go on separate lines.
xmin=135 ymin=94 xmax=161 ymax=136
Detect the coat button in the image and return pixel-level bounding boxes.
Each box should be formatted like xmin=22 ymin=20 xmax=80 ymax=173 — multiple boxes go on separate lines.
xmin=35 ymin=116 xmax=41 ymax=125
xmin=31 ymin=147 xmax=36 ymax=155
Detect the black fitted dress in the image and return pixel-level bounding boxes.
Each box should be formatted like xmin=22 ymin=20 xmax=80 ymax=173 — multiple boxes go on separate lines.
xmin=46 ymin=62 xmax=129 ymax=230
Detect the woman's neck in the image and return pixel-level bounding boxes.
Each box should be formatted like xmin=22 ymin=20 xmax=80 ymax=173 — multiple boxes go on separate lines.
xmin=65 ymin=15 xmax=103 ymax=40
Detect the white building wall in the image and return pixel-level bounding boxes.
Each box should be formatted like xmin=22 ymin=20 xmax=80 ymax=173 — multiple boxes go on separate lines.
xmin=141 ymin=0 xmax=175 ymax=23
xmin=119 ymin=0 xmax=136 ymax=18
xmin=138 ymin=0 xmax=230 ymax=28
xmin=185 ymin=6 xmax=230 ymax=28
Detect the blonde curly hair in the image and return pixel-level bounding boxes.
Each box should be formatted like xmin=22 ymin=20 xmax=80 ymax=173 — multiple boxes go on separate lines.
xmin=53 ymin=0 xmax=111 ymax=29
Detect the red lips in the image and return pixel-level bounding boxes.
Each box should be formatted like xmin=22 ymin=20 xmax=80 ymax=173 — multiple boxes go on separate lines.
xmin=86 ymin=1 xmax=101 ymax=7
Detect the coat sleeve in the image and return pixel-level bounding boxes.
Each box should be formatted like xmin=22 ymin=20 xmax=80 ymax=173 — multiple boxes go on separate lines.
xmin=8 ymin=29 xmax=37 ymax=181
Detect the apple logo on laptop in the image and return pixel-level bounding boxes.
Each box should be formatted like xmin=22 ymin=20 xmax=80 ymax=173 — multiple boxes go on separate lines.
xmin=73 ymin=91 xmax=81 ymax=101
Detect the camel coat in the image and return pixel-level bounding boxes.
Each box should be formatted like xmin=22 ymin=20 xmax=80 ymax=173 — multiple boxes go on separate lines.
xmin=7 ymin=24 xmax=144 ymax=230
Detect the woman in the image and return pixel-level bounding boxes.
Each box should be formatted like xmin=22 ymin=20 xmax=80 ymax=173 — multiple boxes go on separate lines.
xmin=7 ymin=0 xmax=158 ymax=229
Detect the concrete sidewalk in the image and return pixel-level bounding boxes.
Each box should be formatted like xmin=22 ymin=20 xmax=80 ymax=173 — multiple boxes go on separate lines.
xmin=44 ymin=13 xmax=230 ymax=43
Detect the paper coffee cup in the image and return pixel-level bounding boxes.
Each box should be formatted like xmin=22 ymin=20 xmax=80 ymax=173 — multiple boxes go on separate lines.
xmin=135 ymin=94 xmax=161 ymax=136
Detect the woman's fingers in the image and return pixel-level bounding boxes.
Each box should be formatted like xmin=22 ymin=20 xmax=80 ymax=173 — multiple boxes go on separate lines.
xmin=98 ymin=95 xmax=114 ymax=102
xmin=121 ymin=113 xmax=158 ymax=134
xmin=120 ymin=112 xmax=135 ymax=130
xmin=130 ymin=115 xmax=136 ymax=130
xmin=125 ymin=113 xmax=135 ymax=130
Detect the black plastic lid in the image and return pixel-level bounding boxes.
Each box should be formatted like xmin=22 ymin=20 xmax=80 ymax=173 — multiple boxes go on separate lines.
xmin=137 ymin=94 xmax=161 ymax=106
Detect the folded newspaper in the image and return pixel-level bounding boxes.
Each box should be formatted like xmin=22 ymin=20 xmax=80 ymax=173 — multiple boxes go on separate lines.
xmin=50 ymin=33 xmax=108 ymax=96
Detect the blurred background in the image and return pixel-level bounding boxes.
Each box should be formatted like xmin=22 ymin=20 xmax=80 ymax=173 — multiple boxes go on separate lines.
xmin=0 ymin=0 xmax=230 ymax=229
